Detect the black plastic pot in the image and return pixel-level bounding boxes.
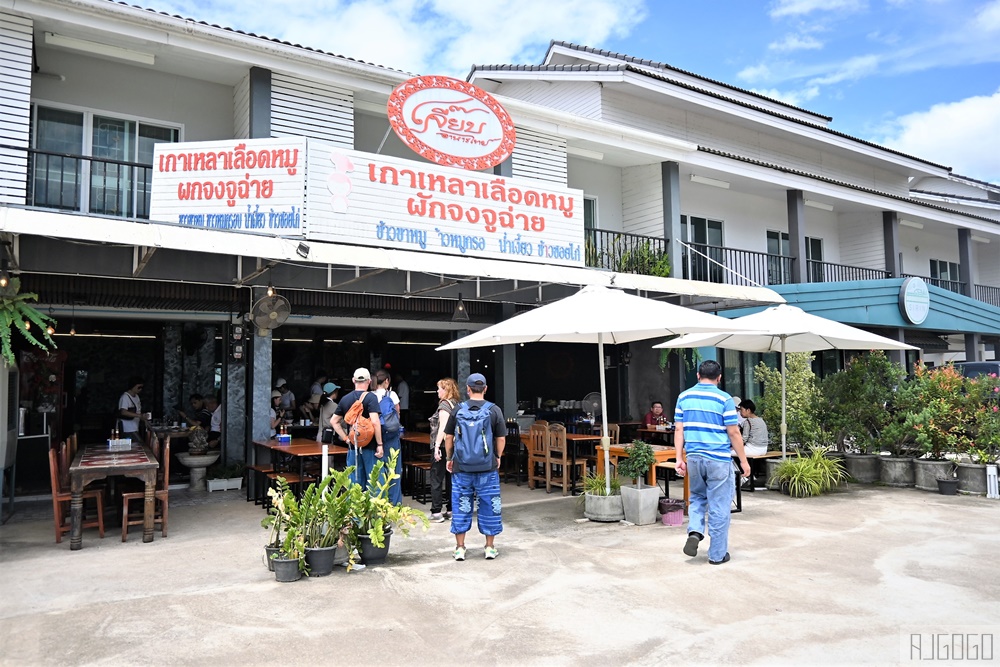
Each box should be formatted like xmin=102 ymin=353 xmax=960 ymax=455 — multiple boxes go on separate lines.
xmin=304 ymin=546 xmax=337 ymax=577
xmin=358 ymin=529 xmax=392 ymax=566
xmin=937 ymin=478 xmax=959 ymax=496
xmin=272 ymin=557 xmax=302 ymax=582
xmin=264 ymin=545 xmax=279 ymax=572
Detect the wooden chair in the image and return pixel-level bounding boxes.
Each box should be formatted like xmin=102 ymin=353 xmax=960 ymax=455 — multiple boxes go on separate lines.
xmin=122 ymin=437 xmax=170 ymax=541
xmin=608 ymin=424 xmax=620 ymax=445
xmin=546 ymin=424 xmax=585 ymax=496
xmin=49 ymin=443 xmax=105 ymax=544
xmin=526 ymin=424 xmax=548 ymax=490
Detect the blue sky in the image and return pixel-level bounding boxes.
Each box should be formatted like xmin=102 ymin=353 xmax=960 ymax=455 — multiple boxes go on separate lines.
xmin=143 ymin=0 xmax=1000 ymax=183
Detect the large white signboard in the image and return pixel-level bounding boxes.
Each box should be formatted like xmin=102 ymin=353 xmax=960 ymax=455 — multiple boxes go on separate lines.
xmin=150 ymin=137 xmax=306 ymax=237
xmin=306 ymin=141 xmax=585 ymax=267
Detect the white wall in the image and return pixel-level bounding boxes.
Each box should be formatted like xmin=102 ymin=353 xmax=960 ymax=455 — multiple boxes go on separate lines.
xmin=31 ymin=48 xmax=233 ymax=141
xmin=495 ymin=81 xmax=602 ymax=119
xmin=621 ymin=164 xmax=662 ymax=237
xmin=567 ymin=158 xmax=623 ymax=231
xmin=899 ymin=227 xmax=959 ymax=276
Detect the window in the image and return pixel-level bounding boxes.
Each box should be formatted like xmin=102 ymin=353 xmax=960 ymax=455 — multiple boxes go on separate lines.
xmin=681 ymin=215 xmax=724 ymax=282
xmin=929 ymin=259 xmax=962 ymax=293
xmin=766 ymin=231 xmax=823 ymax=283
xmin=30 ymin=104 xmax=179 ymax=219
xmin=583 ymin=196 xmax=597 ymax=231
xmin=806 ymin=237 xmax=823 ymax=283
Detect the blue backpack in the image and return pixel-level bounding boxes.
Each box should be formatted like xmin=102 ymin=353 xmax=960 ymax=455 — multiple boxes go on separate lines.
xmin=453 ymin=401 xmax=495 ymax=472
xmin=378 ymin=392 xmax=401 ymax=434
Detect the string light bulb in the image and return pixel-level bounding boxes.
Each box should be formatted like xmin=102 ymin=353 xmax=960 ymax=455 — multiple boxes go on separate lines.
xmin=24 ymin=320 xmax=30 ymax=330
xmin=266 ymin=282 xmax=275 ymax=298
xmin=46 ymin=307 xmax=56 ymax=335
xmin=0 ymin=274 xmax=7 ymax=288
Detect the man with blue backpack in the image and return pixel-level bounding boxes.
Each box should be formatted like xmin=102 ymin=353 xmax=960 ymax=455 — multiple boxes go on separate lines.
xmin=444 ymin=373 xmax=506 ymax=561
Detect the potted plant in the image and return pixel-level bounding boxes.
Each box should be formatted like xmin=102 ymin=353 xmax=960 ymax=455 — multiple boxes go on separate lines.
xmin=755 ymin=352 xmax=821 ymax=451
xmin=617 ymin=440 xmax=660 ymax=526
xmin=957 ymin=374 xmax=1000 ymax=495
xmin=770 ymin=446 xmax=846 ymax=498
xmin=262 ymin=478 xmax=306 ymax=582
xmin=346 ymin=450 xmax=429 ymax=567
xmin=581 ymin=471 xmax=623 ymax=522
xmin=301 ymin=468 xmax=355 ymax=576
xmin=206 ymin=462 xmax=244 ymax=492
xmin=0 ymin=277 xmax=57 ymax=366
xmin=908 ymin=366 xmax=971 ymax=491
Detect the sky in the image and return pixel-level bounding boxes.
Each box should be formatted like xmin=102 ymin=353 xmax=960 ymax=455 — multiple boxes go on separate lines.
xmin=142 ymin=0 xmax=1000 ymax=184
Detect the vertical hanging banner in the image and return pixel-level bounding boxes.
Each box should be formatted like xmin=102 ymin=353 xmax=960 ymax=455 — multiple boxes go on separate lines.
xmin=387 ymin=75 xmax=516 ymax=171
xmin=149 ymin=137 xmax=307 ymax=237
xmin=305 ymin=141 xmax=585 ymax=267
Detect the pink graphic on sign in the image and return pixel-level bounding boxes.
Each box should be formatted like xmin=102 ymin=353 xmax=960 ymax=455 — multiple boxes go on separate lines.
xmin=327 ymin=151 xmax=354 ymax=213
xmin=388 ymin=76 xmax=516 ymax=171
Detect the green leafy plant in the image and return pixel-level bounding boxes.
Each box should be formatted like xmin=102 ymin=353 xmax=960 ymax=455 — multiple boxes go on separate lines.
xmin=755 ymin=352 xmax=820 ymax=449
xmin=770 ymin=447 xmax=846 ymax=498
xmin=262 ymin=477 xmax=307 ymax=570
xmin=579 ymin=471 xmax=621 ymax=502
xmin=207 ymin=461 xmax=245 ymax=480
xmin=616 ymin=440 xmax=656 ymax=489
xmin=301 ymin=468 xmax=356 ymax=549
xmin=817 ymin=351 xmax=905 ymax=454
xmin=345 ymin=450 xmax=429 ymax=569
xmin=0 ymin=277 xmax=57 ymax=366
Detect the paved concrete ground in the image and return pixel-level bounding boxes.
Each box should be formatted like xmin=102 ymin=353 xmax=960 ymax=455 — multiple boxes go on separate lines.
xmin=1 ymin=482 xmax=999 ymax=666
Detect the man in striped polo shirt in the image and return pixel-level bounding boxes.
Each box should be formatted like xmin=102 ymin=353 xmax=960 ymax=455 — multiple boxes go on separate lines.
xmin=674 ymin=360 xmax=751 ymax=565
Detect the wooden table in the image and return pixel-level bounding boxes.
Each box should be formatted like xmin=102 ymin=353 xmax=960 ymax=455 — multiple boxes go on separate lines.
xmin=518 ymin=432 xmax=602 ymax=493
xmin=596 ymin=443 xmax=676 ymax=487
xmin=400 ymin=432 xmax=431 ymax=446
xmin=70 ymin=443 xmax=158 ymax=550
xmin=255 ymin=438 xmax=349 ymax=483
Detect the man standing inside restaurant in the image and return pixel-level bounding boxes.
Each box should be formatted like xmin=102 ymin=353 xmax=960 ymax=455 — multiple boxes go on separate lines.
xmin=674 ymin=360 xmax=750 ymax=565
xmin=444 ymin=373 xmax=505 ymax=561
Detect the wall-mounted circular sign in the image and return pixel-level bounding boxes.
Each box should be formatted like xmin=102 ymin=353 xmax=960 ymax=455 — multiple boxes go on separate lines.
xmin=899 ymin=276 xmax=930 ymax=325
xmin=387 ymin=75 xmax=516 ymax=171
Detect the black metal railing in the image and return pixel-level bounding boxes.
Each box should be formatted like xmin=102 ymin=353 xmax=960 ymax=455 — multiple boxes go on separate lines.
xmin=904 ymin=273 xmax=966 ymax=295
xmin=3 ymin=144 xmax=154 ymax=219
xmin=975 ymin=284 xmax=1000 ymax=307
xmin=806 ymin=260 xmax=890 ymax=283
xmin=682 ymin=243 xmax=792 ymax=287
xmin=584 ymin=229 xmax=669 ymax=277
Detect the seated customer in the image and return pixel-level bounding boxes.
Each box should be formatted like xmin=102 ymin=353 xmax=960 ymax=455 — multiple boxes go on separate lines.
xmin=737 ymin=399 xmax=769 ymax=457
xmin=204 ymin=394 xmax=223 ymax=448
xmin=642 ymin=401 xmax=669 ymax=427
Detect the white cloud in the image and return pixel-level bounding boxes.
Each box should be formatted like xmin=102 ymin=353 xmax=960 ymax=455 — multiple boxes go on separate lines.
xmin=769 ymin=0 xmax=867 ymax=18
xmin=975 ymin=0 xmax=1000 ymax=31
xmin=768 ymin=34 xmax=824 ymax=51
xmin=807 ymin=54 xmax=880 ymax=85
xmin=880 ymin=89 xmax=1000 ymax=183
xmin=737 ymin=63 xmax=774 ymax=83
xmin=138 ymin=0 xmax=645 ymax=76
xmin=751 ymin=85 xmax=820 ymax=107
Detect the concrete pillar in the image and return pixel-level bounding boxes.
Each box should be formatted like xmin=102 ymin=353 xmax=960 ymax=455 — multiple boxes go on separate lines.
xmin=162 ymin=324 xmax=182 ymax=418
xmin=494 ymin=304 xmax=518 ymax=417
xmin=958 ymin=228 xmax=975 ymax=297
xmin=224 ymin=321 xmax=247 ymax=464
xmin=249 ymin=67 xmax=271 ymax=139
xmin=251 ymin=311 xmax=273 ymax=446
xmin=965 ymin=333 xmax=981 ymax=362
xmin=661 ymin=162 xmax=682 ymax=278
xmin=456 ymin=332 xmax=471 ymax=399
xmin=883 ymin=211 xmax=901 ymax=277
xmin=787 ymin=189 xmax=807 ymax=284
xmin=887 ymin=327 xmax=906 ymax=366
xmin=493 ymin=157 xmax=513 ymax=178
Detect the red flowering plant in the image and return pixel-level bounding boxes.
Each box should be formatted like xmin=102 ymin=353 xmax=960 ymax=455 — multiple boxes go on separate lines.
xmin=969 ymin=372 xmax=1000 ymax=464
xmin=907 ymin=365 xmax=975 ymax=460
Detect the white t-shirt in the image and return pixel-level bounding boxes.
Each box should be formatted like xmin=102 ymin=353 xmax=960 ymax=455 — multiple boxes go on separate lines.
xmin=279 ymin=390 xmax=295 ymax=410
xmin=375 ymin=388 xmax=400 ymax=410
xmin=211 ymin=405 xmax=222 ymax=432
xmin=118 ymin=392 xmax=141 ymax=434
xmin=396 ymin=380 xmax=409 ymax=410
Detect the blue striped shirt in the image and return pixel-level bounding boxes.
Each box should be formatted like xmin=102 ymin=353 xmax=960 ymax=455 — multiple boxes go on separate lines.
xmin=674 ymin=382 xmax=737 ymax=462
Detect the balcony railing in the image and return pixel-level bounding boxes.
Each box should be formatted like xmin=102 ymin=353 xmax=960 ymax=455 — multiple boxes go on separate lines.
xmin=681 ymin=242 xmax=791 ymax=286
xmin=3 ymin=144 xmax=153 ymax=219
xmin=584 ymin=229 xmax=669 ymax=276
xmin=975 ymin=284 xmax=1000 ymax=307
xmin=807 ymin=260 xmax=890 ymax=283
xmin=903 ymin=273 xmax=966 ymax=295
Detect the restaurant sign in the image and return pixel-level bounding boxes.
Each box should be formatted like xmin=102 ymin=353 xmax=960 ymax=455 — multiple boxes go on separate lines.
xmin=149 ymin=137 xmax=307 ymax=238
xmin=387 ymin=75 xmax=516 ymax=171
xmin=306 ymin=141 xmax=584 ymax=267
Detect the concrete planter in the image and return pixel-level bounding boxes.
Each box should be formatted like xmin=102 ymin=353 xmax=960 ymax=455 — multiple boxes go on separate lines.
xmin=620 ymin=485 xmax=660 ymax=526
xmin=956 ymin=463 xmax=988 ymax=496
xmin=879 ymin=456 xmax=915 ymax=487
xmin=914 ymin=459 xmax=955 ymax=492
xmin=844 ymin=454 xmax=880 ymax=483
xmin=584 ymin=493 xmax=624 ymax=522
xmin=765 ymin=458 xmax=783 ymax=491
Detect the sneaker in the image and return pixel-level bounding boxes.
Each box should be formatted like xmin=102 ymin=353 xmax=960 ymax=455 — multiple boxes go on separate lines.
xmin=683 ymin=532 xmax=703 ymax=557
xmin=484 ymin=546 xmax=498 ymax=560
xmin=453 ymin=546 xmax=467 ymax=561
xmin=347 ymin=562 xmax=366 ymax=571
xmin=709 ymin=553 xmax=731 ymax=565
xmin=430 ymin=513 xmax=446 ymax=523
xmin=443 ymin=510 xmax=452 ymax=519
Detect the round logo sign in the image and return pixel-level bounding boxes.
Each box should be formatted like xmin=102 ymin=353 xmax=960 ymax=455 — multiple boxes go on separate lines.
xmin=899 ymin=276 xmax=930 ymax=325
xmin=387 ymin=76 xmax=516 ymax=171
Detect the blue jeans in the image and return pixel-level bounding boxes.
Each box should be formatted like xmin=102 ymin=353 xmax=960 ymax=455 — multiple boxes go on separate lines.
xmin=378 ymin=431 xmax=403 ymax=505
xmin=347 ymin=445 xmax=378 ymax=490
xmin=687 ymin=455 xmax=734 ymax=562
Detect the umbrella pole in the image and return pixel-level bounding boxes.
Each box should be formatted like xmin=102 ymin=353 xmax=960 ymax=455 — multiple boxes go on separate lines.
xmin=598 ymin=335 xmax=611 ymax=495
xmin=781 ymin=335 xmax=787 ymax=460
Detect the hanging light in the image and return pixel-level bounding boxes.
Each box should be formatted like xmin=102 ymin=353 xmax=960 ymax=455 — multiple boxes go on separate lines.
xmin=266 ymin=282 xmax=275 ymax=298
xmin=452 ymin=293 xmax=469 ymax=322
xmin=70 ymin=302 xmax=76 ymax=336
xmin=46 ymin=307 xmax=56 ymax=335
xmin=0 ymin=260 xmax=8 ymax=289
xmin=24 ymin=320 xmax=30 ymax=330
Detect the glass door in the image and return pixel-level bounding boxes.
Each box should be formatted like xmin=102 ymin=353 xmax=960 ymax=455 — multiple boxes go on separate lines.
xmin=33 ymin=107 xmax=84 ymax=210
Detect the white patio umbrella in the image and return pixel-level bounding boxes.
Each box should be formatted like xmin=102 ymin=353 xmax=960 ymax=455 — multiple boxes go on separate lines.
xmin=437 ymin=285 xmax=767 ymax=493
xmin=653 ymin=304 xmax=917 ymax=458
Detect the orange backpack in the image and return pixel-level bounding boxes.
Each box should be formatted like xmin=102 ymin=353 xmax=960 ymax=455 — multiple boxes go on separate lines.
xmin=344 ymin=391 xmax=375 ymax=448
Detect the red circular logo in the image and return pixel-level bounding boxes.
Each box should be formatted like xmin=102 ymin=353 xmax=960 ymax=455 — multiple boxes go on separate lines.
xmin=387 ymin=75 xmax=516 ymax=171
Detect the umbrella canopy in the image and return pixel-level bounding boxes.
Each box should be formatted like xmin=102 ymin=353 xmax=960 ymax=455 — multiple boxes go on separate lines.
xmin=438 ymin=285 xmax=769 ymax=492
xmin=653 ymin=304 xmax=917 ymax=457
